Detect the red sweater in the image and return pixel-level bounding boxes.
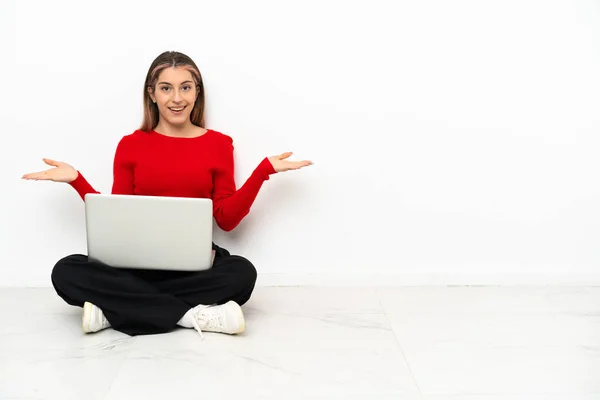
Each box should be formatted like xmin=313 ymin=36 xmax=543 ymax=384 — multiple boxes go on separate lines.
xmin=70 ymin=129 xmax=276 ymax=231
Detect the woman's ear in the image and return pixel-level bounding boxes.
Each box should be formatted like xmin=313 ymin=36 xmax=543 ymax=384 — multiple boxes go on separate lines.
xmin=148 ymin=86 xmax=156 ymax=103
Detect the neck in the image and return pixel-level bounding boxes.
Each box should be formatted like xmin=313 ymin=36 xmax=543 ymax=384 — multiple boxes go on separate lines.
xmin=154 ymin=121 xmax=198 ymax=138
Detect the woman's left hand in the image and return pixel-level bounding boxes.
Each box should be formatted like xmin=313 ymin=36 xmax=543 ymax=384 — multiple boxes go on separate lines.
xmin=268 ymin=152 xmax=313 ymax=173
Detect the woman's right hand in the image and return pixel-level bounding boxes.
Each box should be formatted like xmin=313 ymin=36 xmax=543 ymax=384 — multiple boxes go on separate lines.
xmin=22 ymin=158 xmax=79 ymax=183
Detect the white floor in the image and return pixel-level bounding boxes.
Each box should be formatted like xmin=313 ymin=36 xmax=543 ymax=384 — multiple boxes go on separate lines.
xmin=1 ymin=286 xmax=599 ymax=399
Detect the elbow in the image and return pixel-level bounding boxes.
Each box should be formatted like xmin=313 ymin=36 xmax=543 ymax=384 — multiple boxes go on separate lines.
xmin=214 ymin=205 xmax=250 ymax=232
xmin=214 ymin=210 xmax=248 ymax=232
xmin=214 ymin=212 xmax=238 ymax=232
xmin=216 ymin=219 xmax=238 ymax=232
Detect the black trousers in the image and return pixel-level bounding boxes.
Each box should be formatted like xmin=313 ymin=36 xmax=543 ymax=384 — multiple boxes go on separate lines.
xmin=50 ymin=244 xmax=257 ymax=336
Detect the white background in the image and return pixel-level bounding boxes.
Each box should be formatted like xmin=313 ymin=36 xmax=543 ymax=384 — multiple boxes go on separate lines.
xmin=2 ymin=0 xmax=600 ymax=286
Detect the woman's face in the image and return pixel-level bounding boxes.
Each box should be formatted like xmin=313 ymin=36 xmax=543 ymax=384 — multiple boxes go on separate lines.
xmin=149 ymin=67 xmax=198 ymax=128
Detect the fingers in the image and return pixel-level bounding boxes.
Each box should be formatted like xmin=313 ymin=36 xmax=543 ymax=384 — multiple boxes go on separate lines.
xmin=22 ymin=158 xmax=61 ymax=180
xmin=296 ymin=160 xmax=313 ymax=169
xmin=43 ymin=158 xmax=60 ymax=167
xmin=22 ymin=170 xmax=52 ymax=180
xmin=22 ymin=168 xmax=55 ymax=181
xmin=269 ymin=153 xmax=313 ymax=173
xmin=291 ymin=161 xmax=311 ymax=168
xmin=281 ymin=160 xmax=313 ymax=171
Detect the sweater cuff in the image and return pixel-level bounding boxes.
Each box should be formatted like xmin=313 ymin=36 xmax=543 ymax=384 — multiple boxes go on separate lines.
xmin=256 ymin=157 xmax=277 ymax=179
xmin=69 ymin=171 xmax=95 ymax=200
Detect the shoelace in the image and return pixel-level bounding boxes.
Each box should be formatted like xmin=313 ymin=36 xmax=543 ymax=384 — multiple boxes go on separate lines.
xmin=190 ymin=305 xmax=222 ymax=340
xmin=190 ymin=306 xmax=207 ymax=340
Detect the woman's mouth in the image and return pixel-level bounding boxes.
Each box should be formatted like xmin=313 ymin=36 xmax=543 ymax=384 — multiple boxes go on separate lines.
xmin=168 ymin=106 xmax=186 ymax=115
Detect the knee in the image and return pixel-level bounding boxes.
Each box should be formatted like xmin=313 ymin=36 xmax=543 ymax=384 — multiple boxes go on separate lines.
xmin=232 ymin=256 xmax=257 ymax=287
xmin=51 ymin=254 xmax=86 ymax=286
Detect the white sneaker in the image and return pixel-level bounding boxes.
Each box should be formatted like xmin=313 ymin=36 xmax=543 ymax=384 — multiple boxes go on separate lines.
xmin=189 ymin=301 xmax=245 ymax=339
xmin=82 ymin=302 xmax=111 ymax=333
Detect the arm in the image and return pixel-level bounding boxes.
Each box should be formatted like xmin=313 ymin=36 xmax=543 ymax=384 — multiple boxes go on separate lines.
xmin=212 ymin=138 xmax=276 ymax=231
xmin=69 ymin=172 xmax=99 ymax=200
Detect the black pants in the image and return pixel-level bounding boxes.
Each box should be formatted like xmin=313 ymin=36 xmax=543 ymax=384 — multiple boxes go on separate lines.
xmin=50 ymin=244 xmax=257 ymax=336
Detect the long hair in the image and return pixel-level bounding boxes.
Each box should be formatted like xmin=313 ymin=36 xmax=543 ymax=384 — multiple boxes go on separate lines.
xmin=140 ymin=51 xmax=205 ymax=131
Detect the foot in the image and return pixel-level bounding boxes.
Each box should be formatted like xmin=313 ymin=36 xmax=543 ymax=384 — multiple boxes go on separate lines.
xmin=82 ymin=302 xmax=111 ymax=333
xmin=189 ymin=301 xmax=245 ymax=338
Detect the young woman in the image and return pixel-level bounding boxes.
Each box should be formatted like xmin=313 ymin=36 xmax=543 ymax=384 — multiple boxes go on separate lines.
xmin=22 ymin=51 xmax=312 ymax=338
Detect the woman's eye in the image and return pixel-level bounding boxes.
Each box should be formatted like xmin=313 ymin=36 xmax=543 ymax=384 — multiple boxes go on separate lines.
xmin=160 ymin=86 xmax=170 ymax=91
xmin=183 ymin=85 xmax=191 ymax=91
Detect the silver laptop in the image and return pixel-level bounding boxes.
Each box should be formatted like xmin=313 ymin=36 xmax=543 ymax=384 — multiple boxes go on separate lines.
xmin=84 ymin=193 xmax=214 ymax=271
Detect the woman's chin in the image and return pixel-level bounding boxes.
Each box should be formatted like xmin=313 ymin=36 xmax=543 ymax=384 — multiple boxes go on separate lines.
xmin=161 ymin=114 xmax=190 ymax=127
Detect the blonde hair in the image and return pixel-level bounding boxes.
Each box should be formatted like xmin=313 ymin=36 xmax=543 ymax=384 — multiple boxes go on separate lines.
xmin=140 ymin=51 xmax=205 ymax=131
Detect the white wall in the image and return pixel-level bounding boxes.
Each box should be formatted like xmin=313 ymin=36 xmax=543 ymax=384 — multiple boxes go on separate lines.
xmin=2 ymin=0 xmax=600 ymax=287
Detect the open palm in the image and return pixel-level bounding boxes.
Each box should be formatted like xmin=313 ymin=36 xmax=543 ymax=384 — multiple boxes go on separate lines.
xmin=22 ymin=158 xmax=78 ymax=183
xmin=268 ymin=152 xmax=312 ymax=173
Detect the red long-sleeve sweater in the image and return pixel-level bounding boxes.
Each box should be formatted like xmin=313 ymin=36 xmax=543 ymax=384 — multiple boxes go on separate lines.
xmin=69 ymin=129 xmax=276 ymax=231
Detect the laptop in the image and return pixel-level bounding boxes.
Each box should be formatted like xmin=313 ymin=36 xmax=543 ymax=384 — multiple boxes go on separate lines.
xmin=84 ymin=193 xmax=214 ymax=271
